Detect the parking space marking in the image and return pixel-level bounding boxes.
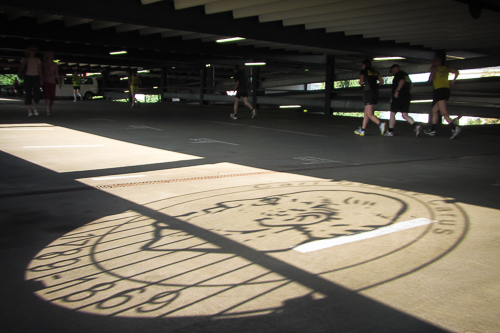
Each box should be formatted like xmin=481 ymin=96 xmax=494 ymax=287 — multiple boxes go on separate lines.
xmin=294 ymin=218 xmax=435 ymax=253
xmin=294 ymin=156 xmax=349 ymax=165
xmin=126 ymin=125 xmax=163 ymax=131
xmin=190 ymin=138 xmax=239 ymax=145
xmin=208 ymin=121 xmax=328 ymax=137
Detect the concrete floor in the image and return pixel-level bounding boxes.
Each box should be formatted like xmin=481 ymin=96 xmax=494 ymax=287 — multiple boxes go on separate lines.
xmin=1 ymin=97 xmax=499 ymax=333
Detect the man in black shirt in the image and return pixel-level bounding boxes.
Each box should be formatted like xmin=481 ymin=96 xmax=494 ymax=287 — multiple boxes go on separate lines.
xmin=386 ymin=64 xmax=421 ymax=137
xmin=230 ymin=65 xmax=256 ymax=120
xmin=354 ymin=59 xmax=386 ymax=136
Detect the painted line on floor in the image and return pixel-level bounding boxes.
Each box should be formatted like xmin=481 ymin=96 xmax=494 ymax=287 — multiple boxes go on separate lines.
xmin=208 ymin=121 xmax=328 ymax=137
xmin=294 ymin=218 xmax=435 ymax=253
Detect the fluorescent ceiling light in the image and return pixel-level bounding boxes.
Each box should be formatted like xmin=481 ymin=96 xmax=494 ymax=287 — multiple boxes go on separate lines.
xmin=446 ymin=55 xmax=465 ymax=60
xmin=245 ymin=62 xmax=266 ymax=66
xmin=280 ymin=105 xmax=301 ymax=108
xmin=411 ymin=99 xmax=433 ymax=103
xmin=110 ymin=51 xmax=127 ymax=55
xmin=216 ymin=37 xmax=245 ymax=43
xmin=137 ymin=70 xmax=149 ymax=73
xmin=373 ymin=57 xmax=406 ymax=61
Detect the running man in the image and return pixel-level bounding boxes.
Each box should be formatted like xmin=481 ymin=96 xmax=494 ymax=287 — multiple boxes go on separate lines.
xmin=424 ymin=56 xmax=461 ymax=139
xmin=385 ymin=64 xmax=422 ymax=137
xmin=230 ymin=64 xmax=256 ymax=120
xmin=354 ymin=59 xmax=386 ymax=136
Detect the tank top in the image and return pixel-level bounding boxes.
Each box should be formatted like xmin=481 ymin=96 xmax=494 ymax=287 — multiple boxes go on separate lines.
xmin=433 ymin=65 xmax=450 ymax=89
xmin=130 ymin=75 xmax=140 ymax=86
xmin=42 ymin=62 xmax=58 ymax=83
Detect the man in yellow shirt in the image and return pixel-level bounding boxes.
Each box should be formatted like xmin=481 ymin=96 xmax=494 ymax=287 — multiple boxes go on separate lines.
xmin=424 ymin=57 xmax=461 ymax=139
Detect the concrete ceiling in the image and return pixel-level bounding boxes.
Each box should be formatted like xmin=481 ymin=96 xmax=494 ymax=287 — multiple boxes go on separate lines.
xmin=0 ymin=0 xmax=499 ymax=76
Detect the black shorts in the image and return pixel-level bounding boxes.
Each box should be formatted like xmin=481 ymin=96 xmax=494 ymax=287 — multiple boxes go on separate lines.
xmin=363 ymin=90 xmax=378 ymax=105
xmin=235 ymin=90 xmax=248 ymax=99
xmin=390 ymin=96 xmax=411 ymax=113
xmin=73 ymin=86 xmax=81 ymax=91
xmin=432 ymin=88 xmax=450 ymax=105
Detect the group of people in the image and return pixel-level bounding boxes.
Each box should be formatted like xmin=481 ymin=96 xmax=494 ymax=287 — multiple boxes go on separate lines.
xmin=18 ymin=45 xmax=85 ymax=117
xmin=354 ymin=57 xmax=460 ymax=139
xmin=231 ymin=58 xmax=461 ymax=139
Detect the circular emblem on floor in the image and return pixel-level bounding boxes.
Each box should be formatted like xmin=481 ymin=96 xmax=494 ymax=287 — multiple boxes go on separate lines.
xmin=26 ymin=181 xmax=467 ymax=318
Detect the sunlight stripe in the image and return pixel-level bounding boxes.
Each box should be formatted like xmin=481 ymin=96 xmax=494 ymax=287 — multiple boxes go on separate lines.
xmin=23 ymin=145 xmax=104 ymax=148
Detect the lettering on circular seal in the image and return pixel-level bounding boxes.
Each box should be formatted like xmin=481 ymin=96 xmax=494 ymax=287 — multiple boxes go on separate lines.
xmin=26 ymin=181 xmax=467 ymax=318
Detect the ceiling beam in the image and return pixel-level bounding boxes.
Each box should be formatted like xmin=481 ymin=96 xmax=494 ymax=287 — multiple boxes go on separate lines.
xmin=0 ymin=0 xmax=436 ymax=60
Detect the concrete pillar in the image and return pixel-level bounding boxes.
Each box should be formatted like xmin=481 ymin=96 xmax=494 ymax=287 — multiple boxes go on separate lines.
xmin=251 ymin=66 xmax=260 ymax=109
xmin=325 ymin=55 xmax=335 ymax=116
xmin=200 ymin=64 xmax=207 ymax=105
xmin=160 ymin=67 xmax=166 ymax=102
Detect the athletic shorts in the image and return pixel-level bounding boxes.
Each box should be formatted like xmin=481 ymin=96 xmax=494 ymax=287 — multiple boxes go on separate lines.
xmin=235 ymin=90 xmax=248 ymax=99
xmin=73 ymin=86 xmax=80 ymax=91
xmin=363 ymin=90 xmax=378 ymax=105
xmin=432 ymin=88 xmax=450 ymax=105
xmin=390 ymin=96 xmax=411 ymax=113
xmin=43 ymin=81 xmax=56 ymax=101
xmin=130 ymin=85 xmax=139 ymax=93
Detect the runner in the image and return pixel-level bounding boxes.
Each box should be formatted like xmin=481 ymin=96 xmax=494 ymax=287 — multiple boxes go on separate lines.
xmin=354 ymin=59 xmax=386 ymax=136
xmin=385 ymin=64 xmax=422 ymax=137
xmin=230 ymin=65 xmax=256 ymax=120
xmin=424 ymin=56 xmax=461 ymax=139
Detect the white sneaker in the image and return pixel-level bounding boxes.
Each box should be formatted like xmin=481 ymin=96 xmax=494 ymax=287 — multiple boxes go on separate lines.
xmin=34 ymin=110 xmax=39 ymax=116
xmin=354 ymin=127 xmax=365 ymax=136
xmin=379 ymin=122 xmax=387 ymax=135
xmin=450 ymin=126 xmax=461 ymax=140
xmin=230 ymin=113 xmax=237 ymax=120
xmin=415 ymin=125 xmax=422 ymax=137
xmin=424 ymin=129 xmax=436 ymax=136
xmin=251 ymin=109 xmax=256 ymax=118
xmin=384 ymin=131 xmax=394 ymax=136
xmin=131 ymin=103 xmax=135 ymax=108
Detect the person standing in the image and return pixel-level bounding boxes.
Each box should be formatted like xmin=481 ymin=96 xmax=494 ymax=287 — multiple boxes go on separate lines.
xmin=230 ymin=64 xmax=256 ymax=120
xmin=385 ymin=64 xmax=422 ymax=137
xmin=42 ymin=51 xmax=62 ymax=116
xmin=424 ymin=56 xmax=461 ymax=139
xmin=19 ymin=45 xmax=43 ymax=117
xmin=13 ymin=78 xmax=21 ymax=98
xmin=354 ymin=59 xmax=386 ymax=136
xmin=129 ymin=69 xmax=141 ymax=108
xmin=72 ymin=71 xmax=82 ymax=101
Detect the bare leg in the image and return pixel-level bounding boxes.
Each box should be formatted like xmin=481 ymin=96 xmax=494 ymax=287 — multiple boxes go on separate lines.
xmin=364 ymin=105 xmax=380 ymax=127
xmin=243 ymin=97 xmax=253 ymax=110
xmin=389 ymin=112 xmax=397 ymax=128
xmin=233 ymin=97 xmax=239 ymax=115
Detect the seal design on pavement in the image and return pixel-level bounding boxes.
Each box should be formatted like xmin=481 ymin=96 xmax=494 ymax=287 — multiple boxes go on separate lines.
xmin=26 ymin=181 xmax=468 ymax=318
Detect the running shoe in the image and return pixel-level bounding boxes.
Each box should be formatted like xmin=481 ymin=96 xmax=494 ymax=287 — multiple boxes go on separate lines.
xmin=379 ymin=122 xmax=387 ymax=136
xmin=424 ymin=129 xmax=436 ymax=136
xmin=384 ymin=131 xmax=394 ymax=136
xmin=230 ymin=113 xmax=237 ymax=120
xmin=34 ymin=110 xmax=39 ymax=116
xmin=354 ymin=127 xmax=365 ymax=136
xmin=251 ymin=109 xmax=256 ymax=118
xmin=450 ymin=126 xmax=461 ymax=140
xmin=415 ymin=125 xmax=422 ymax=137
